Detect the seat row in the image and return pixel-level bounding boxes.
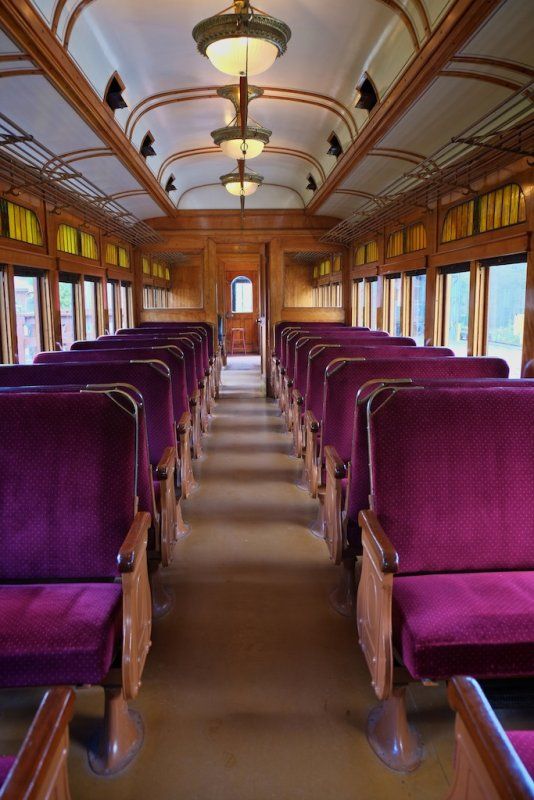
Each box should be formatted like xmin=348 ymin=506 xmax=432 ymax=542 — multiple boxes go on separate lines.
xmin=273 ymin=321 xmax=534 ymax=790
xmin=0 ymin=321 xmax=218 ymax=784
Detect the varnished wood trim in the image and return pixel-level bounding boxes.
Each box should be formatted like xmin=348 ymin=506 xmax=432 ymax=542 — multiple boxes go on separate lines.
xmin=369 ymin=147 xmax=425 ymax=165
xmin=0 ymin=67 xmax=43 ymax=78
xmin=307 ymin=0 xmax=504 ymax=214
xmin=63 ymin=0 xmax=95 ymax=48
xmin=375 ymin=0 xmax=420 ymax=49
xmin=450 ymin=55 xmax=534 ymax=78
xmin=438 ymin=68 xmax=524 ymax=91
xmin=0 ymin=53 xmax=29 ymax=61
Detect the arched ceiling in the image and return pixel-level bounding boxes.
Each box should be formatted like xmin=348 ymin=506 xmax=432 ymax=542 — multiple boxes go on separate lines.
xmin=0 ymin=0 xmax=532 ymax=222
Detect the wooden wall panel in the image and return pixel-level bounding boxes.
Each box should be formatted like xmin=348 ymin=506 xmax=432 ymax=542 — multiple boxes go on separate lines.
xmin=170 ymin=254 xmax=203 ymax=309
xmin=283 ymin=262 xmax=314 ymax=307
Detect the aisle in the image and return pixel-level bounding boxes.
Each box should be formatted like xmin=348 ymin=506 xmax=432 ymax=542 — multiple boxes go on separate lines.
xmin=35 ymin=357 xmax=455 ymax=798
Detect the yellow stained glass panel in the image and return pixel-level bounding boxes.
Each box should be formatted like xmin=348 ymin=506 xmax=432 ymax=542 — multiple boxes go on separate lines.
xmin=57 ymin=224 xmax=78 ymax=255
xmin=142 ymin=257 xmax=150 ymax=275
xmin=106 ymin=244 xmax=118 ymax=265
xmin=118 ymin=247 xmax=129 ymax=268
xmin=80 ymin=231 xmax=98 ymax=260
xmin=6 ymin=202 xmax=43 ymax=245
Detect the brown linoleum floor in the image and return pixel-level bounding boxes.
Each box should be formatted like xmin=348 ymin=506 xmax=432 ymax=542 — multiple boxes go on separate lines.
xmin=0 ymin=356 xmax=456 ymax=799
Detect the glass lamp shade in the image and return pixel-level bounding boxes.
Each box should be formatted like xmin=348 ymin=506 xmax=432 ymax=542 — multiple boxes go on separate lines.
xmin=224 ymin=179 xmax=260 ymax=196
xmin=219 ymin=137 xmax=265 ymax=160
xmin=206 ymin=36 xmax=278 ymax=77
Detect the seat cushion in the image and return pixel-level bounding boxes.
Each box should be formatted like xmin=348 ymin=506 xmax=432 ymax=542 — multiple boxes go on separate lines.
xmin=392 ymin=571 xmax=534 ymax=680
xmin=0 ymin=757 xmax=15 ymax=787
xmin=0 ymin=583 xmax=122 ymax=687
xmin=508 ymin=732 xmax=534 ymax=779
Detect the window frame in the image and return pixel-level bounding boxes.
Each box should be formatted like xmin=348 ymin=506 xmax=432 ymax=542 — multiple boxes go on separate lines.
xmin=12 ymin=267 xmax=48 ymax=363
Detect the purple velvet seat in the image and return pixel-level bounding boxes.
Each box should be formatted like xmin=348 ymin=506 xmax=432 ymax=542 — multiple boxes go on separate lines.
xmin=0 ymin=583 xmax=122 ymax=686
xmin=72 ymin=337 xmax=199 ymax=396
xmin=341 ymin=364 xmax=512 ymax=552
xmin=274 ymin=322 xmax=348 ymax=360
xmin=101 ymin=332 xmax=207 ymax=379
xmin=118 ymin=327 xmax=210 ymax=370
xmin=0 ymin=391 xmax=138 ymax=689
xmin=305 ymin=345 xmax=453 ymax=426
xmin=0 ymin=362 xmax=174 ymax=477
xmin=368 ymin=386 xmax=534 ymax=682
xmin=138 ymin=321 xmax=216 ymax=359
xmin=392 ymin=571 xmax=534 ymax=679
xmin=35 ymin=346 xmax=189 ymax=424
xmin=508 ymin=732 xmax=534 ymax=779
xmin=286 ymin=331 xmax=398 ymax=383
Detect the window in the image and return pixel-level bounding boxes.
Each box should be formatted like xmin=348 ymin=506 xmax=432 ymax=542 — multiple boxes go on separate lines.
xmin=441 ymin=267 xmax=470 ymax=356
xmin=387 ymin=223 xmax=427 ymax=257
xmin=59 ymin=275 xmax=77 ymax=348
xmin=143 ymin=285 xmax=153 ymax=309
xmin=441 ymin=183 xmax=526 ymax=243
xmin=231 ymin=276 xmax=253 ymax=313
xmin=84 ymin=278 xmax=99 ymax=339
xmin=485 ymin=258 xmax=527 ymax=378
xmin=352 ymin=279 xmax=365 ymax=325
xmin=142 ymin=257 xmax=151 ymax=276
xmin=0 ymin=267 xmax=12 ymax=363
xmin=105 ymin=243 xmax=129 ymax=268
xmin=57 ymin=224 xmax=98 ymax=259
xmin=355 ymin=240 xmax=378 ymax=266
xmin=366 ymin=277 xmax=378 ymax=329
xmin=0 ymin=200 xmax=42 ymax=246
xmin=107 ymin=280 xmax=117 ymax=334
xmin=120 ymin=282 xmax=133 ymax=328
xmin=14 ymin=272 xmax=43 ymax=363
xmin=409 ymin=271 xmax=426 ymax=345
xmin=386 ymin=274 xmax=402 ymax=336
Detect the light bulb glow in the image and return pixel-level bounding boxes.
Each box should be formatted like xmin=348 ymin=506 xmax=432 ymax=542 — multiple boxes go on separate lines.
xmin=219 ymin=137 xmax=265 ymax=160
xmin=206 ymin=37 xmax=278 ymax=76
xmin=224 ymin=180 xmax=260 ymax=197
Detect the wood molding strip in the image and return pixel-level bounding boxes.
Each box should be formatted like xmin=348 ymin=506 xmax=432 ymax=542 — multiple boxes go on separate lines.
xmin=438 ymin=68 xmax=525 ymax=91
xmin=64 ymin=0 xmax=97 ymax=48
xmin=450 ymin=55 xmax=534 ymax=78
xmin=0 ymin=68 xmax=43 ymax=78
xmin=375 ymin=0 xmax=420 ymax=49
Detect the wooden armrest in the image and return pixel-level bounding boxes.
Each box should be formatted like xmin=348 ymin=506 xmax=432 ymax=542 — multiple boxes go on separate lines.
xmin=155 ymin=446 xmax=176 ymax=481
xmin=0 ymin=688 xmax=74 ymax=800
xmin=448 ymin=677 xmax=534 ymax=799
xmin=287 ymin=378 xmax=294 ymax=388
xmin=189 ymin=390 xmax=200 ymax=407
xmin=292 ymin=388 xmax=303 ymax=406
xmin=280 ymin=367 xmax=286 ymax=375
xmin=177 ymin=411 xmax=191 ymax=436
xmin=357 ymin=509 xmax=398 ymax=700
xmin=358 ymin=510 xmax=398 ymax=574
xmin=117 ymin=512 xmax=151 ymax=574
xmin=305 ymin=409 xmax=320 ymax=433
xmin=325 ymin=445 xmax=347 ymax=479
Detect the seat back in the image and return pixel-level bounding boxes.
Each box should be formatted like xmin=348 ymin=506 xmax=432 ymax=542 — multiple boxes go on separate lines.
xmin=346 ymin=366 xmax=513 ymax=540
xmin=274 ymin=322 xmax=349 ymax=359
xmin=108 ymin=330 xmax=208 ymax=374
xmin=367 ymin=385 xmax=534 ymax=575
xmin=71 ymin=337 xmax=198 ymax=396
xmin=34 ymin=346 xmax=189 ymax=424
xmin=284 ymin=328 xmax=391 ymax=372
xmin=138 ymin=321 xmax=216 ymax=357
xmin=0 ymin=391 xmax=138 ymax=581
xmin=292 ymin=334 xmax=419 ymax=390
xmin=0 ymin=361 xmax=175 ymax=468
xmin=304 ymin=344 xmax=454 ymax=422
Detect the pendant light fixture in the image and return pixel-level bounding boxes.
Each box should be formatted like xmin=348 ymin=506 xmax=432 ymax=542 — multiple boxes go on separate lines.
xmin=211 ymin=84 xmax=271 ymax=160
xmin=192 ymin=0 xmax=291 ymax=77
xmin=221 ymin=161 xmax=263 ymax=196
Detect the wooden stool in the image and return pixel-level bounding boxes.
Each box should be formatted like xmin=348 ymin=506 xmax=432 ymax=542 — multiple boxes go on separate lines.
xmin=230 ymin=327 xmax=247 ymax=354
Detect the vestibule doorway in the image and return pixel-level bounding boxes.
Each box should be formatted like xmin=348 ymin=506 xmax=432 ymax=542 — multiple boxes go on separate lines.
xmin=223 ymin=267 xmax=260 ymax=354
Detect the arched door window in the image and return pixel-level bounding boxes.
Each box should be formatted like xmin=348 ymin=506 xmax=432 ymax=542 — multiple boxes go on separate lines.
xmin=231 ymin=276 xmax=253 ymax=313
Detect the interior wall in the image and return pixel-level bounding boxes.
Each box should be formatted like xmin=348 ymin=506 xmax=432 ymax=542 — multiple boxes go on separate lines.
xmin=283 ymin=260 xmax=314 ymax=307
